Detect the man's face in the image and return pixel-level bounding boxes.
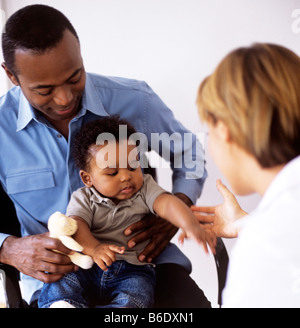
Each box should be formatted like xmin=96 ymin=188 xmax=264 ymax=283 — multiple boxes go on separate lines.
xmin=6 ymin=30 xmax=86 ymax=123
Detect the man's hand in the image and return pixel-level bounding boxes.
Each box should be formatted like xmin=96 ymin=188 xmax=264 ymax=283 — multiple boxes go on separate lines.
xmin=0 ymin=233 xmax=77 ymax=283
xmin=191 ymin=180 xmax=248 ymax=238
xmin=124 ymin=213 xmax=178 ymax=263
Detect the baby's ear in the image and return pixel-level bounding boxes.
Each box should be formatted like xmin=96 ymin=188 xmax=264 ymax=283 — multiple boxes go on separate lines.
xmin=80 ymin=170 xmax=92 ymax=187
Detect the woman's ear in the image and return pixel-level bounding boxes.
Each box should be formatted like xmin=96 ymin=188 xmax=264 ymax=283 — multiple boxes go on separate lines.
xmin=1 ymin=63 xmax=19 ymax=86
xmin=215 ymin=120 xmax=231 ymax=143
xmin=80 ymin=170 xmax=92 ymax=187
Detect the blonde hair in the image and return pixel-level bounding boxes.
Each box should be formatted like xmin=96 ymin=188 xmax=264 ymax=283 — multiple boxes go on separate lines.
xmin=197 ymin=43 xmax=300 ymax=168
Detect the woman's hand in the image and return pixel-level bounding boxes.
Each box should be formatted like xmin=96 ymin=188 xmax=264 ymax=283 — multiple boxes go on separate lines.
xmin=192 ymin=180 xmax=247 ymax=238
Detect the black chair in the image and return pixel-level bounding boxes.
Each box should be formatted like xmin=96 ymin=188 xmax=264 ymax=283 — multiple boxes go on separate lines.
xmin=213 ymin=237 xmax=229 ymax=306
xmin=0 ymin=184 xmax=26 ymax=308
xmin=0 ymin=174 xmax=229 ymax=308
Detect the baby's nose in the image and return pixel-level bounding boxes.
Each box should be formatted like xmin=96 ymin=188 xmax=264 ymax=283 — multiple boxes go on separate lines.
xmin=120 ymin=170 xmax=131 ymax=182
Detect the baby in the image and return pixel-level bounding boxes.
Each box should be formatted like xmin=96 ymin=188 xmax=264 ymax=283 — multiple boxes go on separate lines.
xmin=38 ymin=116 xmax=215 ymax=308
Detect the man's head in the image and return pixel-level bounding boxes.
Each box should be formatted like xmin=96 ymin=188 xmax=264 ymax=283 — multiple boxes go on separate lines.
xmin=2 ymin=5 xmax=86 ymax=123
xmin=2 ymin=4 xmax=79 ymax=76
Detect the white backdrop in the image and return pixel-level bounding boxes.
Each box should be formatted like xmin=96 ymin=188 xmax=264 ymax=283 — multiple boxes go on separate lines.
xmin=1 ymin=0 xmax=300 ymax=306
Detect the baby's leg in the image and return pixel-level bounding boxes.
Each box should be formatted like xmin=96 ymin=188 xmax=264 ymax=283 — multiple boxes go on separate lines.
xmin=38 ymin=271 xmax=90 ymax=308
xmin=50 ymin=301 xmax=76 ymax=308
xmin=99 ymin=262 xmax=156 ymax=308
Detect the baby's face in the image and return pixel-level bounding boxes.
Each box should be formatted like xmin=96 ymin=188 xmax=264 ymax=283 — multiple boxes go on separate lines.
xmin=83 ymin=140 xmax=144 ymax=203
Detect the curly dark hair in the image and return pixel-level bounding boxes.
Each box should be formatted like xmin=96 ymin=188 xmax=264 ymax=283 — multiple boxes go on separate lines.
xmin=72 ymin=116 xmax=137 ymax=171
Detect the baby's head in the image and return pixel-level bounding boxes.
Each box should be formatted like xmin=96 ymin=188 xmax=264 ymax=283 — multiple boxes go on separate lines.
xmin=73 ymin=116 xmax=144 ymax=203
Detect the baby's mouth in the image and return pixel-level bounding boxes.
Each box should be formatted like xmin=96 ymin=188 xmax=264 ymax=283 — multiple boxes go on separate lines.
xmin=120 ymin=186 xmax=134 ymax=194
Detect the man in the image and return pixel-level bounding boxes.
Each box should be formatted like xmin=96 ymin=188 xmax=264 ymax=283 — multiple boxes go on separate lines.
xmin=0 ymin=4 xmax=209 ymax=307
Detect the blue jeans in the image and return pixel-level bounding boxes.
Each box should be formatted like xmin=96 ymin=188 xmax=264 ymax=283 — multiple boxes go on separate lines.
xmin=38 ymin=261 xmax=156 ymax=308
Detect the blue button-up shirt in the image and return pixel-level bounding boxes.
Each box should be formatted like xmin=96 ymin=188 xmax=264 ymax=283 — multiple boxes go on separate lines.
xmin=0 ymin=73 xmax=207 ymax=303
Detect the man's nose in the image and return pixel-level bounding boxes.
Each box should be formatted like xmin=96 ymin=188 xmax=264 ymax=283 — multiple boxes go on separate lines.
xmin=53 ymin=86 xmax=73 ymax=107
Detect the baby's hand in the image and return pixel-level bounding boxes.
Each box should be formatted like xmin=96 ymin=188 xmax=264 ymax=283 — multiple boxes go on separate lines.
xmin=178 ymin=224 xmax=217 ymax=254
xmin=92 ymin=243 xmax=125 ymax=271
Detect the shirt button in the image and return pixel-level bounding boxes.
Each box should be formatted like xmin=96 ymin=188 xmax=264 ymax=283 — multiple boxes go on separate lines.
xmin=57 ymin=134 xmax=63 ymax=138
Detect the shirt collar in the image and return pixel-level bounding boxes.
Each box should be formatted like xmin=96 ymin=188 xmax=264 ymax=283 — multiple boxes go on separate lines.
xmin=16 ymin=73 xmax=109 ymax=132
xmin=80 ymin=73 xmax=108 ymax=117
xmin=256 ymin=155 xmax=300 ymax=212
xmin=90 ymin=185 xmax=142 ymax=207
xmin=90 ymin=187 xmax=114 ymax=206
xmin=16 ymin=92 xmax=36 ymax=132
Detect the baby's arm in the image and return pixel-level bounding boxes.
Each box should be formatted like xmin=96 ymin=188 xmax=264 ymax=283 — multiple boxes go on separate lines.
xmin=69 ymin=216 xmax=125 ymax=271
xmin=153 ymin=194 xmax=216 ymax=253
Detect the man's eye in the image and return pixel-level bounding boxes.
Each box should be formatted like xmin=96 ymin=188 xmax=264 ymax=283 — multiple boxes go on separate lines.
xmin=37 ymin=90 xmax=52 ymax=96
xmin=69 ymin=73 xmax=82 ymax=85
xmin=70 ymin=78 xmax=81 ymax=85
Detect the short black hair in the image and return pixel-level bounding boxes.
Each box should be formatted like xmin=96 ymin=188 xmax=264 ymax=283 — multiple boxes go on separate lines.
xmin=72 ymin=116 xmax=137 ymax=171
xmin=2 ymin=4 xmax=79 ymax=75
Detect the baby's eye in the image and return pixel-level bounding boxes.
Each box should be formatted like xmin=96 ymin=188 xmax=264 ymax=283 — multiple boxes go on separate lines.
xmin=108 ymin=171 xmax=118 ymax=176
xmin=129 ymin=160 xmax=140 ymax=171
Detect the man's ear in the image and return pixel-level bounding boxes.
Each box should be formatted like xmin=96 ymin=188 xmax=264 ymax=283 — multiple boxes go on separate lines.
xmin=1 ymin=63 xmax=19 ymax=86
xmin=79 ymin=170 xmax=92 ymax=187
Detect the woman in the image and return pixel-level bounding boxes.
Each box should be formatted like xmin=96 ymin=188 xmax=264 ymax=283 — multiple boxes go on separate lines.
xmin=194 ymin=43 xmax=300 ymax=307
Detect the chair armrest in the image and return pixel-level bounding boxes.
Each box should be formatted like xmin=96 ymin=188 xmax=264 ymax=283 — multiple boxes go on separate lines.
xmin=0 ymin=263 xmax=25 ymax=308
xmin=213 ymin=237 xmax=229 ymax=307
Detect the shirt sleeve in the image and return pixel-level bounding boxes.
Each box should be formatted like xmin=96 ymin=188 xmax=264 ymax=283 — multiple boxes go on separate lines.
xmin=141 ymin=174 xmax=170 ymax=214
xmin=0 ymin=234 xmax=11 ymax=252
xmin=142 ymin=83 xmax=207 ymax=204
xmin=66 ymin=188 xmax=94 ymax=228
